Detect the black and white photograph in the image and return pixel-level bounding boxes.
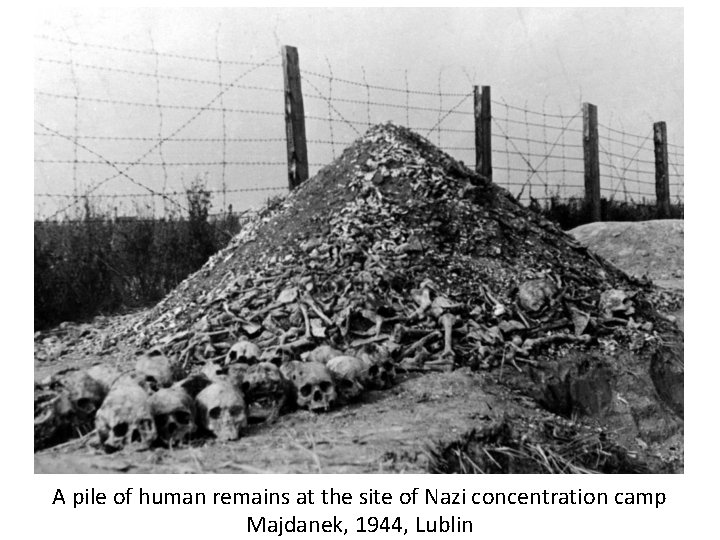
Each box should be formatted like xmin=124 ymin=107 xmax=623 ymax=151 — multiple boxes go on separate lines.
xmin=33 ymin=7 xmax=684 ymax=475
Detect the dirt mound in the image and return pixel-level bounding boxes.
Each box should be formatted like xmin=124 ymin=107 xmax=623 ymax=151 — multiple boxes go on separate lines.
xmin=569 ymin=220 xmax=684 ymax=289
xmin=34 ymin=123 xmax=683 ymax=473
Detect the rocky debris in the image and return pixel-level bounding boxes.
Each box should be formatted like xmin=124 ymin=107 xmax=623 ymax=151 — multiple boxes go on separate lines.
xmin=33 ymin=123 xmax=683 ymax=472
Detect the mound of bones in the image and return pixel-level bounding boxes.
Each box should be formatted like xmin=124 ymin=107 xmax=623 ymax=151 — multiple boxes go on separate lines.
xmin=34 ymin=123 xmax=683 ymax=461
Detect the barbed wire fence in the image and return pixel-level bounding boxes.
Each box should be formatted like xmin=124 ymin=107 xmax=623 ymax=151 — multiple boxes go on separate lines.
xmin=34 ymin=34 xmax=288 ymax=223
xmin=34 ymin=34 xmax=684 ymax=223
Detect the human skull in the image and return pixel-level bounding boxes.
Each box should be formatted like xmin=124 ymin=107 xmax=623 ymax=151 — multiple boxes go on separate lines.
xmin=201 ymin=361 xmax=247 ymax=388
xmin=281 ymin=361 xmax=337 ymax=412
xmin=260 ymin=346 xmax=293 ymax=367
xmin=305 ymin=344 xmax=343 ymax=365
xmin=241 ymin=362 xmax=290 ymax=423
xmin=86 ymin=363 xmax=123 ymax=395
xmin=355 ymin=344 xmax=397 ymax=389
xmin=95 ymin=379 xmax=157 ymax=452
xmin=365 ymin=358 xmax=397 ymax=390
xmin=148 ymin=386 xmax=196 ymax=447
xmin=326 ymin=355 xmax=369 ymax=403
xmin=517 ymin=277 xmax=558 ymax=313
xmin=62 ymin=370 xmax=107 ymax=430
xmin=135 ymin=348 xmax=175 ymax=392
xmin=174 ymin=372 xmax=213 ymax=399
xmin=195 ymin=382 xmax=248 ymax=441
xmin=226 ymin=340 xmax=261 ymax=365
xmin=598 ymin=289 xmax=635 ymax=318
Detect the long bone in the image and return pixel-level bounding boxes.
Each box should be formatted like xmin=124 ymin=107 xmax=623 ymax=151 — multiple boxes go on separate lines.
xmin=400 ymin=330 xmax=442 ymax=359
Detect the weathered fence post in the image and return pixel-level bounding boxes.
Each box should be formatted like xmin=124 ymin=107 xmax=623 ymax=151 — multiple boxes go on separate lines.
xmin=281 ymin=45 xmax=309 ymax=190
xmin=653 ymin=121 xmax=671 ymax=218
xmin=582 ymin=102 xmax=601 ymax=222
xmin=474 ymin=85 xmax=492 ymax=180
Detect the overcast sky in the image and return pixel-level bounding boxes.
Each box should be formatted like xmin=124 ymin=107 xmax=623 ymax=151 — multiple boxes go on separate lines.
xmin=34 ymin=7 xmax=683 ymax=218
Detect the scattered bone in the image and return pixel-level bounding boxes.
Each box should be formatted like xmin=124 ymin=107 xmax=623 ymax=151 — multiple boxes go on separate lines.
xmin=409 ymin=287 xmax=433 ymax=320
xmin=400 ymin=330 xmax=442 ymax=359
xmin=298 ymin=303 xmax=312 ymax=339
xmin=439 ymin=313 xmax=457 ymax=362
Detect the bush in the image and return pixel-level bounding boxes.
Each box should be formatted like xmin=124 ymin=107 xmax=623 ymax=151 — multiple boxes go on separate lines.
xmin=34 ymin=184 xmax=248 ymax=330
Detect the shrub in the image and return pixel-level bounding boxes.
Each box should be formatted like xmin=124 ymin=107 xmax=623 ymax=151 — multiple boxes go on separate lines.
xmin=33 ymin=184 xmax=247 ymax=330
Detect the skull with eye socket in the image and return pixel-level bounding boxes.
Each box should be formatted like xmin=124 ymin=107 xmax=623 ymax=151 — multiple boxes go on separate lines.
xmin=201 ymin=361 xmax=247 ymax=389
xmin=326 ymin=355 xmax=368 ymax=403
xmin=95 ymin=378 xmax=157 ymax=452
xmin=61 ymin=369 xmax=107 ymax=431
xmin=135 ymin=348 xmax=176 ymax=393
xmin=195 ymin=382 xmax=248 ymax=441
xmin=280 ymin=361 xmax=336 ymax=412
xmin=240 ymin=362 xmax=291 ymax=423
xmin=226 ymin=340 xmax=261 ymax=366
xmin=355 ymin=343 xmax=397 ymax=390
xmin=148 ymin=386 xmax=196 ymax=447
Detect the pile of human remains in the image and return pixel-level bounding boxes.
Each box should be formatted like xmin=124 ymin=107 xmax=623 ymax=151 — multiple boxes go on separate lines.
xmin=35 ymin=123 xmax=683 ymax=470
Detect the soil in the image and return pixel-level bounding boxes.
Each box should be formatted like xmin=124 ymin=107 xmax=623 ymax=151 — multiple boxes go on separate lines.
xmin=34 ymin=125 xmax=684 ymax=474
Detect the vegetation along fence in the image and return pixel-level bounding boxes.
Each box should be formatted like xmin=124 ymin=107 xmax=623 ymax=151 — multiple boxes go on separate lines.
xmin=35 ymin=36 xmax=683 ymax=223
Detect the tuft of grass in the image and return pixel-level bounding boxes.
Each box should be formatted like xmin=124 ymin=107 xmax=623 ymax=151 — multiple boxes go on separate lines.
xmin=427 ymin=416 xmax=650 ymax=474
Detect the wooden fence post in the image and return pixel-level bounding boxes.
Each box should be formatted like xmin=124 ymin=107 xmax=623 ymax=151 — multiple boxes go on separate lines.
xmin=281 ymin=45 xmax=309 ymax=190
xmin=582 ymin=102 xmax=601 ymax=222
xmin=653 ymin=121 xmax=670 ymax=218
xmin=474 ymin=85 xmax=492 ymax=180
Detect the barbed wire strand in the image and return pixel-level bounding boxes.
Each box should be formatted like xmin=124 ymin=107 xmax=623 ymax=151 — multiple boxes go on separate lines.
xmin=36 ymin=34 xmax=280 ymax=67
xmin=301 ymin=76 xmax=362 ymax=137
xmin=36 ymin=121 xmax=188 ymax=215
xmin=41 ymin=53 xmax=280 ymax=220
xmin=424 ymin=93 xmax=472 ymax=138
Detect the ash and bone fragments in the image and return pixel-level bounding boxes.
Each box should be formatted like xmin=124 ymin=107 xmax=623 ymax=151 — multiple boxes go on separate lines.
xmin=34 ymin=124 xmax=683 ymax=470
